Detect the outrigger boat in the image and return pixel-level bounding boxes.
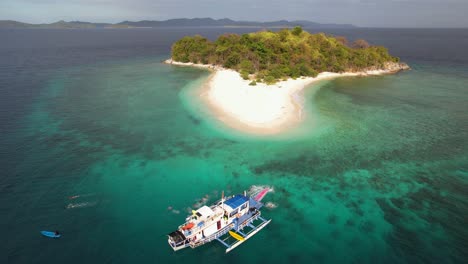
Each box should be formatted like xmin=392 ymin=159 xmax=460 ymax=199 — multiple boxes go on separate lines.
xmin=168 ymin=188 xmax=271 ymax=253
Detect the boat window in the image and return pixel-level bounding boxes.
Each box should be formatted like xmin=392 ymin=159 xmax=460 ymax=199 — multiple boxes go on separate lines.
xmin=229 ymin=209 xmax=238 ymax=217
xmin=241 ymin=202 xmax=248 ymax=210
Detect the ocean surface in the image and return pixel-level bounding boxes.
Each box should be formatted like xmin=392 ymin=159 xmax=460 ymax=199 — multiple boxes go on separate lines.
xmin=1 ymin=28 xmax=467 ymax=263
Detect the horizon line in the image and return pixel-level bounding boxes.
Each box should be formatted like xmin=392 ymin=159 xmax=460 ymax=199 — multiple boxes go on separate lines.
xmin=1 ymin=18 xmax=467 ymax=29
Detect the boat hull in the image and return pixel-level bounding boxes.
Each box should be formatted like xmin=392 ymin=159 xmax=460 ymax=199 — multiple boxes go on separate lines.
xmin=168 ymin=240 xmax=190 ymax=251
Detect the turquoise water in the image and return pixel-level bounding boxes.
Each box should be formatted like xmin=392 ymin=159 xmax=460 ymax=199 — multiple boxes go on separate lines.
xmin=1 ymin=29 xmax=468 ymax=263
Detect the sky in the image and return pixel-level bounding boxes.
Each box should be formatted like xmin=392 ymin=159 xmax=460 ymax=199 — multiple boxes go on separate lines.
xmin=0 ymin=0 xmax=467 ymax=28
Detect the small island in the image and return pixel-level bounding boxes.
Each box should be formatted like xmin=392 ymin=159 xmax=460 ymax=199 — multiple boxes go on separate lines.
xmin=166 ymin=27 xmax=409 ymax=134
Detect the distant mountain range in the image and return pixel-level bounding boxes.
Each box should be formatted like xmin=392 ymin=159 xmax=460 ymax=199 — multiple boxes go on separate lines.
xmin=0 ymin=18 xmax=356 ymax=29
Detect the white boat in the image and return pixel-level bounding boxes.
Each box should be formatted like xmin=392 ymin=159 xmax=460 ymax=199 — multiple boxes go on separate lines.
xmin=167 ymin=189 xmax=271 ymax=253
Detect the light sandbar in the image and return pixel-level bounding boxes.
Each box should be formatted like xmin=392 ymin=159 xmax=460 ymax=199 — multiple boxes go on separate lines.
xmin=165 ymin=59 xmax=409 ymax=134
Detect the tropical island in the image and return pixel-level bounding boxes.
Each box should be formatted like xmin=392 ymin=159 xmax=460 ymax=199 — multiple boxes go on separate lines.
xmin=166 ymin=27 xmax=409 ymax=134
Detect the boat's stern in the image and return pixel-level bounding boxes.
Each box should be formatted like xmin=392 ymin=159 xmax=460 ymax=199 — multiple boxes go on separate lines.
xmin=167 ymin=230 xmax=189 ymax=251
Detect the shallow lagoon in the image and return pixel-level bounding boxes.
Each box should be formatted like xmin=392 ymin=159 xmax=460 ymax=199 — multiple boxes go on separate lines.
xmin=1 ymin=28 xmax=467 ymax=263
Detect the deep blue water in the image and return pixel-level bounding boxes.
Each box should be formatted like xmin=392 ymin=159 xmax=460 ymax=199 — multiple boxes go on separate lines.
xmin=1 ymin=28 xmax=467 ymax=264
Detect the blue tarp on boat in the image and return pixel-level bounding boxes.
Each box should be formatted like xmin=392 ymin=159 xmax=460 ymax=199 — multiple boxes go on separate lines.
xmin=224 ymin=195 xmax=248 ymax=209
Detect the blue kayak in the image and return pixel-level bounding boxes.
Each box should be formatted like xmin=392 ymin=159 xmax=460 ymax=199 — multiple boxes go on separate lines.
xmin=40 ymin=231 xmax=61 ymax=238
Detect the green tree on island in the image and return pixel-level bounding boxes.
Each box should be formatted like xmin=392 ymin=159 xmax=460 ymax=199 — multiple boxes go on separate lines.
xmin=171 ymin=27 xmax=401 ymax=83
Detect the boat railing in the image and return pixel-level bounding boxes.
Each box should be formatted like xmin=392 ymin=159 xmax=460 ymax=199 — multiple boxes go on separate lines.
xmin=189 ymin=209 xmax=262 ymax=248
xmin=189 ymin=223 xmax=235 ymax=248
xmin=236 ymin=210 xmax=261 ymax=231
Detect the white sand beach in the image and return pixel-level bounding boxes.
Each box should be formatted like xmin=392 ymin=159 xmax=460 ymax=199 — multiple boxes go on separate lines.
xmin=165 ymin=59 xmax=407 ymax=134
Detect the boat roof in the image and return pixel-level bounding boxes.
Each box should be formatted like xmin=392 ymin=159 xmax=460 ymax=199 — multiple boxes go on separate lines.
xmin=196 ymin=205 xmax=214 ymax=217
xmin=224 ymin=195 xmax=248 ymax=210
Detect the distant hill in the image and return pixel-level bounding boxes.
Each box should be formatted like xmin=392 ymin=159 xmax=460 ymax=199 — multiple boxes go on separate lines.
xmin=117 ymin=18 xmax=355 ymax=28
xmin=0 ymin=20 xmax=116 ymax=29
xmin=0 ymin=20 xmax=34 ymax=28
xmin=0 ymin=18 xmax=356 ymax=29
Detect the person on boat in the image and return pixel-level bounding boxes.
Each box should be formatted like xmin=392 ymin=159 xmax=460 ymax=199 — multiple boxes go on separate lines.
xmin=55 ymin=231 xmax=60 ymax=236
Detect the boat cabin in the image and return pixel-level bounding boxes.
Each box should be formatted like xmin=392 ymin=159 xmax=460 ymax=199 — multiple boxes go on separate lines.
xmin=222 ymin=195 xmax=249 ymax=219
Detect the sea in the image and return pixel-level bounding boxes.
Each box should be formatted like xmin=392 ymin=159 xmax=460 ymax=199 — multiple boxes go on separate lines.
xmin=1 ymin=27 xmax=467 ymax=264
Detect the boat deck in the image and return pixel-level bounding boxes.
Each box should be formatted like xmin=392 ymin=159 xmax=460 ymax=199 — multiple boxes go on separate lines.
xmin=191 ymin=198 xmax=270 ymax=253
xmin=170 ymin=193 xmax=271 ymax=253
xmin=217 ymin=212 xmax=270 ymax=253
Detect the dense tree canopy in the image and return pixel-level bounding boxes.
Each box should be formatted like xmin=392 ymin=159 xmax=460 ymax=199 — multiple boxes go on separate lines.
xmin=171 ymin=27 xmax=400 ymax=84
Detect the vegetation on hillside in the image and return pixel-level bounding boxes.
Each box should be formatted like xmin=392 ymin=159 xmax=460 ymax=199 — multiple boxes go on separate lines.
xmin=171 ymin=27 xmax=400 ymax=84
